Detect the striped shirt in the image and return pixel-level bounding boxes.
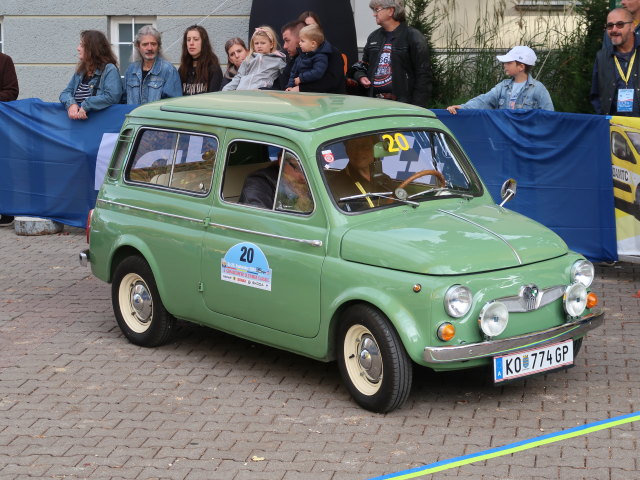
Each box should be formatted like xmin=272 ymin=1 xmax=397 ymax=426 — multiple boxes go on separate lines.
xmin=74 ymin=76 xmax=93 ymax=105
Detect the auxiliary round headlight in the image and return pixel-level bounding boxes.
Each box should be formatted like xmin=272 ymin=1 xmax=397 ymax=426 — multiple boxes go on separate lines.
xmin=444 ymin=285 xmax=473 ymax=318
xmin=564 ymin=282 xmax=588 ymax=317
xmin=571 ymin=260 xmax=594 ymax=288
xmin=478 ymin=301 xmax=508 ymax=338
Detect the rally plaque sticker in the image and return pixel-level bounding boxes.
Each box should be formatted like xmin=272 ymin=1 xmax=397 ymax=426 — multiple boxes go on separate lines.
xmin=221 ymin=242 xmax=272 ymax=291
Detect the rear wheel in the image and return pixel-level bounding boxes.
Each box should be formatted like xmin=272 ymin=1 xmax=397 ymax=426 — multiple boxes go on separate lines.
xmin=112 ymin=256 xmax=175 ymax=347
xmin=337 ymin=304 xmax=412 ymax=413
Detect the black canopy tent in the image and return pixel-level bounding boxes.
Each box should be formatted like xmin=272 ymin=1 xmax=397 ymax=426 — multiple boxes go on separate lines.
xmin=249 ymin=0 xmax=358 ymax=68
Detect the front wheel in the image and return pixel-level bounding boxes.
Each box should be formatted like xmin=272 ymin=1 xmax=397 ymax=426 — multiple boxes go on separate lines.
xmin=112 ymin=256 xmax=175 ymax=347
xmin=337 ymin=304 xmax=412 ymax=413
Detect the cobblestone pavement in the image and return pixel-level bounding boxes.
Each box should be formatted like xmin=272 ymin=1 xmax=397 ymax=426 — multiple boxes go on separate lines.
xmin=0 ymin=225 xmax=637 ymax=480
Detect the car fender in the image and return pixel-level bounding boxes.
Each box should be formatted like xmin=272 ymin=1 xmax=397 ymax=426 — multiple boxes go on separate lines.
xmin=323 ymin=284 xmax=427 ymax=364
xmin=105 ymin=234 xmax=171 ymax=303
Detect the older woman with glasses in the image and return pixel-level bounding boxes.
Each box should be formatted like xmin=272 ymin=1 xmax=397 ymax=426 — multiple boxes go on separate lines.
xmin=350 ymin=0 xmax=432 ymax=107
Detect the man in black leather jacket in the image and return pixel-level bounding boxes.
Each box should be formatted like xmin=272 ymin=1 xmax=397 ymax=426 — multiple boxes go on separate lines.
xmin=351 ymin=0 xmax=432 ymax=107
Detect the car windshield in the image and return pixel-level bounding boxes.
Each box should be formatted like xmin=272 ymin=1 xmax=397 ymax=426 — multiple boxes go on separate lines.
xmin=319 ymin=130 xmax=482 ymax=213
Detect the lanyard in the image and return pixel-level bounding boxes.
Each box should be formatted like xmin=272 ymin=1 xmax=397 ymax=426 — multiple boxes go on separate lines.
xmin=354 ymin=181 xmax=375 ymax=208
xmin=614 ymin=51 xmax=637 ymax=86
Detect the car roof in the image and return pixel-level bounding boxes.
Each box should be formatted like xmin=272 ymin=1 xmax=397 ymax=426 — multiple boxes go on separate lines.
xmin=128 ymin=91 xmax=435 ymax=132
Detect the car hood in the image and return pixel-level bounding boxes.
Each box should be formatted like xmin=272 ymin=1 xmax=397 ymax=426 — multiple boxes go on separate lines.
xmin=340 ymin=203 xmax=568 ymax=275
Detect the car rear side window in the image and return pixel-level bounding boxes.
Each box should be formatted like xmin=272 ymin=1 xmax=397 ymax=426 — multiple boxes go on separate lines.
xmin=108 ymin=128 xmax=134 ymax=179
xmin=126 ymin=128 xmax=218 ymax=194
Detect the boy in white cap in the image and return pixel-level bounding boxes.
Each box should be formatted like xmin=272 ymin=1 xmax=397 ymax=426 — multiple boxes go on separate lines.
xmin=447 ymin=46 xmax=554 ymax=114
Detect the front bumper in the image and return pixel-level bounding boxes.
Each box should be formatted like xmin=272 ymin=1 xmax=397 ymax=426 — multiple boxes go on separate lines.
xmin=423 ymin=309 xmax=604 ymax=363
xmin=79 ymin=249 xmax=90 ymax=267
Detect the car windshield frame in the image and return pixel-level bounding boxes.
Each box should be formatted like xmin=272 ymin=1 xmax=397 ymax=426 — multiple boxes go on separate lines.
xmin=317 ymin=128 xmax=484 ymax=214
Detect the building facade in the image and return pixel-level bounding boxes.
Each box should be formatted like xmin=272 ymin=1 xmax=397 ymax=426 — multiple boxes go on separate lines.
xmin=0 ymin=1 xmax=254 ymax=101
xmin=0 ymin=0 xmax=579 ymax=101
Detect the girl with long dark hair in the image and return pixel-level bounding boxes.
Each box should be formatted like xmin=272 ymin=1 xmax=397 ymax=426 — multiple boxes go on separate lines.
xmin=179 ymin=25 xmax=223 ymax=95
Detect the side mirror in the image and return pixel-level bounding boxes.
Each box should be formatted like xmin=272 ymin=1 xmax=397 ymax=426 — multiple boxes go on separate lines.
xmin=499 ymin=178 xmax=517 ymax=206
xmin=373 ymin=141 xmax=396 ymax=158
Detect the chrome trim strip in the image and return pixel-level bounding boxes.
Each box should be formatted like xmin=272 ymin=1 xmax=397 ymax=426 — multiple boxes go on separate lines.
xmin=498 ymin=285 xmax=565 ymax=313
xmin=437 ymin=209 xmax=522 ymax=265
xmin=207 ymin=221 xmax=323 ymax=247
xmin=97 ymin=199 xmax=324 ymax=247
xmin=97 ymin=199 xmax=203 ymax=224
xmin=424 ymin=310 xmax=604 ymax=363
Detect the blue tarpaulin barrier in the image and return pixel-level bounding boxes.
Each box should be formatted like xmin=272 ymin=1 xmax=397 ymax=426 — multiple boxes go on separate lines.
xmin=0 ymin=100 xmax=616 ymax=261
xmin=434 ymin=109 xmax=617 ymax=262
xmin=0 ymin=99 xmax=134 ymax=227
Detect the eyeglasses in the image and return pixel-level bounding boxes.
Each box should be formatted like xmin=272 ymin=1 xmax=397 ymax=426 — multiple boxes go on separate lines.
xmin=372 ymin=6 xmax=390 ymax=13
xmin=605 ymin=21 xmax=633 ymax=30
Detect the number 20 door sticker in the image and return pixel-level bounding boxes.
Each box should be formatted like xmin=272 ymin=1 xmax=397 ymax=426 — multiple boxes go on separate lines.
xmin=221 ymin=242 xmax=272 ymax=291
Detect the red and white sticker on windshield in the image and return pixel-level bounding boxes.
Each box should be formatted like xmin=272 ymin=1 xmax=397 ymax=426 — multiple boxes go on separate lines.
xmin=321 ymin=150 xmax=335 ymax=163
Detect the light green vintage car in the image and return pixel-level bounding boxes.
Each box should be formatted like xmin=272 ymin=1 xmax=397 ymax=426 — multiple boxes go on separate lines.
xmin=81 ymin=91 xmax=604 ymax=413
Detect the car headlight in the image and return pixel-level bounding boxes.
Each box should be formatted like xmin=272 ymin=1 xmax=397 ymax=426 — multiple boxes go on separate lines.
xmin=571 ymin=260 xmax=594 ymax=288
xmin=444 ymin=285 xmax=472 ymax=318
xmin=478 ymin=301 xmax=508 ymax=338
xmin=564 ymin=282 xmax=587 ymax=317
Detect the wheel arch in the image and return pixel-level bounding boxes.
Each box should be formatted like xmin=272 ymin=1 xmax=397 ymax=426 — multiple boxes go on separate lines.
xmin=325 ymin=290 xmax=424 ymax=364
xmin=106 ymin=238 xmax=169 ymax=304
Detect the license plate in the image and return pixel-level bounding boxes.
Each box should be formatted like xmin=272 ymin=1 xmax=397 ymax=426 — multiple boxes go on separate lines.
xmin=494 ymin=339 xmax=573 ymax=383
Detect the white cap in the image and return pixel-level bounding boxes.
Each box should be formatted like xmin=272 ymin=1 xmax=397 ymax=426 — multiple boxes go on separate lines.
xmin=496 ymin=46 xmax=537 ymax=66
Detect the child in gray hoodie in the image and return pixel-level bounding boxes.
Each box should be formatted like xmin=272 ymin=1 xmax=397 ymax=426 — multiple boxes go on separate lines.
xmin=222 ymin=26 xmax=286 ymax=91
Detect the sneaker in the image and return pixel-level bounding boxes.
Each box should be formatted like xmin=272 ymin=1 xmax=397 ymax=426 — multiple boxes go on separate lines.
xmin=0 ymin=215 xmax=15 ymax=227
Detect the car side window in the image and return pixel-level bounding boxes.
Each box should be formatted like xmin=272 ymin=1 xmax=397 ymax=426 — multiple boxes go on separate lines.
xmin=126 ymin=129 xmax=218 ymax=194
xmin=221 ymin=140 xmax=313 ymax=214
xmin=276 ymin=152 xmax=313 ymax=214
xmin=108 ymin=128 xmax=134 ymax=179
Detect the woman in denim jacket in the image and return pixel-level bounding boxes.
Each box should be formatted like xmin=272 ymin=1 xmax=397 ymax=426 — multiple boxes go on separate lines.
xmin=59 ymin=30 xmax=122 ymax=120
xmin=447 ymin=46 xmax=554 ymax=114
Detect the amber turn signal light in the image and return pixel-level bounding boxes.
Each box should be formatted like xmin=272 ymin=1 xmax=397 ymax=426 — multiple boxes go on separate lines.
xmin=586 ymin=292 xmax=598 ymax=309
xmin=437 ymin=322 xmax=456 ymax=342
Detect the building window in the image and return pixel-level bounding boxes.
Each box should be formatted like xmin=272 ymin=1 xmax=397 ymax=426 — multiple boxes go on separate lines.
xmin=110 ymin=16 xmax=155 ymax=74
xmin=515 ymin=0 xmax=574 ymax=11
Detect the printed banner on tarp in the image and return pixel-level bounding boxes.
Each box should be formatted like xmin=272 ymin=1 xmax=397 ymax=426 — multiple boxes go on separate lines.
xmin=0 ymin=99 xmax=134 ymax=227
xmin=434 ymin=109 xmax=617 ymax=262
xmin=609 ymin=116 xmax=640 ymax=260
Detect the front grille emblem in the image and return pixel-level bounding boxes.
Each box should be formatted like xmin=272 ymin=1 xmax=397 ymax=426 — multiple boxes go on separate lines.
xmin=521 ymin=284 xmax=539 ymax=311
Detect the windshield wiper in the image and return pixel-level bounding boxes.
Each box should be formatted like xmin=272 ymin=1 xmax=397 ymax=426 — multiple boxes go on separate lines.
xmin=339 ymin=191 xmax=419 ymax=207
xmin=408 ymin=187 xmax=473 ymax=200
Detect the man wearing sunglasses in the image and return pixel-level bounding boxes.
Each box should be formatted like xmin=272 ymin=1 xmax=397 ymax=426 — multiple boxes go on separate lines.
xmin=603 ymin=0 xmax=640 ymax=48
xmin=591 ymin=8 xmax=640 ymax=116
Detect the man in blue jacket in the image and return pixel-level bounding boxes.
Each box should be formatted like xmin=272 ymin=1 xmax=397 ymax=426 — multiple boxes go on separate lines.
xmin=123 ymin=26 xmax=181 ymax=105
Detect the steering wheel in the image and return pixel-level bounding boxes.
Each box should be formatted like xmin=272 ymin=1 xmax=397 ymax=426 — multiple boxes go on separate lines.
xmin=397 ymin=169 xmax=446 ymax=190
